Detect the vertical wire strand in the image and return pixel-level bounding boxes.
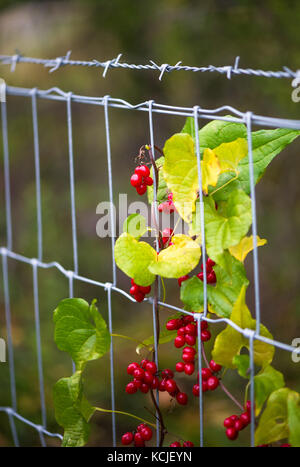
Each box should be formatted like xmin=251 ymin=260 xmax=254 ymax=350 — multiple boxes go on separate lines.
xmin=196 ymin=316 xmax=204 ymax=447
xmin=1 ymin=254 xmax=18 ymax=420
xmin=246 ymin=112 xmax=261 ymax=334
xmin=38 ymin=427 xmax=46 ymax=447
xmin=68 ymin=271 xmax=76 ymax=374
xmin=32 ymin=260 xmax=47 ymax=428
xmin=148 ymin=100 xmax=160 ymax=447
xmin=248 ymin=330 xmax=255 ymax=447
xmin=7 ymin=410 xmax=19 ymax=446
xmin=106 ymin=285 xmax=116 ymax=446
xmin=31 ymin=89 xmax=43 ymax=262
xmin=103 ymin=96 xmax=117 ymax=286
xmin=193 ymin=107 xmax=207 ymax=317
xmin=1 ymin=94 xmax=13 ymax=250
xmin=66 ymin=93 xmax=78 ymax=275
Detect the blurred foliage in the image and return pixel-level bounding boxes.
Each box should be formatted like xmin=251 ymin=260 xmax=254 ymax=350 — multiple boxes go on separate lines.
xmin=0 ymin=0 xmax=299 ymax=447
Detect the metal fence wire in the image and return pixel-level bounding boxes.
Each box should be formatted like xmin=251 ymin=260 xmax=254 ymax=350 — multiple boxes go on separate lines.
xmin=1 ymin=54 xmax=300 ymax=448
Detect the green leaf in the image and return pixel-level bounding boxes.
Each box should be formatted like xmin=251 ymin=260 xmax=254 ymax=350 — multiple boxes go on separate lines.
xmin=214 ymin=138 xmax=248 ymax=173
xmin=181 ymin=117 xmax=196 ymax=139
xmin=147 ymin=156 xmax=167 ymax=204
xmin=255 ymin=388 xmax=300 ymax=447
xmin=123 ymin=213 xmax=147 ymax=239
xmin=149 ymin=234 xmax=201 ymax=278
xmin=254 ymin=366 xmax=285 ymax=415
xmin=53 ymin=371 xmax=95 ymax=447
xmin=54 ymin=298 xmax=110 ymax=371
xmin=198 ymin=117 xmax=247 ymax=153
xmin=115 ymin=233 xmax=157 ymax=286
xmin=212 ymin=286 xmax=274 ymax=368
xmin=232 ymin=354 xmax=250 ymax=379
xmin=180 ymin=252 xmax=249 ymax=318
xmin=190 ymin=191 xmax=252 ymax=269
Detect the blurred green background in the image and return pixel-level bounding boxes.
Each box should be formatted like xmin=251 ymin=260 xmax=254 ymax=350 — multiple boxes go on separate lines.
xmin=0 ymin=0 xmax=300 ymax=447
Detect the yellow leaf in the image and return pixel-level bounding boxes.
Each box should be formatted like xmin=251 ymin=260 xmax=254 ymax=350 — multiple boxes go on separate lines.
xmin=214 ymin=138 xmax=248 ymax=173
xmin=229 ymin=235 xmax=267 ymax=262
xmin=201 ymin=148 xmax=221 ymax=194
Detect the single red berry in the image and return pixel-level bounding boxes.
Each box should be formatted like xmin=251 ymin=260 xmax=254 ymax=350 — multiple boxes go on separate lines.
xmin=174 ymin=336 xmax=185 ymax=348
xmin=202 ymin=380 xmax=208 ymax=392
xmin=145 ymin=361 xmax=157 ymax=374
xmin=245 ymin=400 xmax=254 ymax=414
xmin=144 ymin=176 xmax=153 ymax=186
xmin=165 ymin=379 xmax=177 ymax=393
xmin=133 ymin=368 xmax=145 ymax=380
xmin=209 ymin=360 xmax=222 ymax=373
xmin=140 ymin=382 xmax=150 ymax=393
xmin=175 ymin=362 xmax=185 ymax=372
xmin=140 ymin=359 xmax=149 ymax=369
xmin=201 ymin=368 xmax=213 ymax=381
xmin=139 ymin=285 xmax=151 ymax=294
xmin=197 ymin=272 xmax=204 ymax=281
xmin=130 ymin=173 xmax=142 ymax=187
xmin=192 ymin=384 xmax=200 ymax=397
xmin=127 ymin=362 xmax=140 ymax=375
xmin=151 ymin=376 xmax=159 ymax=389
xmin=126 ymin=382 xmax=137 ymax=394
xmin=185 ymin=334 xmax=196 ymax=346
xmin=166 ymin=319 xmax=179 ymax=331
xmin=178 ymin=275 xmax=190 ymax=287
xmin=144 ymin=370 xmax=154 ymax=385
xmin=240 ymin=412 xmax=250 ymax=426
xmin=207 ymin=376 xmax=219 ymax=390
xmin=184 ymin=363 xmax=195 ymax=375
xmin=183 ymin=346 xmax=196 ymax=356
xmin=230 ymin=415 xmax=239 ymax=423
xmin=167 ymin=193 xmax=173 ymax=201
xmin=159 ymin=379 xmax=167 ymax=392
xmin=136 ymin=184 xmax=147 ymax=195
xmin=207 ymin=271 xmax=217 ymax=284
xmin=183 ymin=315 xmax=195 ymax=325
xmin=226 ymin=427 xmax=238 ymax=440
xmin=176 ymin=392 xmax=188 ymax=405
xmin=162 ymin=228 xmax=173 ymax=238
xmin=183 ymin=441 xmax=194 ymax=447
xmin=130 ymin=285 xmax=139 ymax=295
xmin=137 ymin=423 xmax=146 ymax=432
xmin=177 ymin=327 xmax=186 ymax=336
xmin=134 ymin=291 xmax=145 ymax=302
xmin=135 ymin=165 xmax=150 ymax=177
xmin=121 ymin=432 xmax=134 ymax=445
xmin=141 ymin=426 xmax=153 ymax=441
xmin=224 ymin=417 xmax=234 ymax=428
xmin=134 ymin=432 xmax=145 ymax=447
xmin=207 ymin=258 xmax=215 ymax=269
xmin=234 ymin=419 xmax=244 ymax=431
xmin=170 ymin=441 xmax=181 ymax=447
xmin=185 ymin=324 xmax=197 ymax=335
xmin=201 ymin=321 xmax=208 ymax=331
xmin=201 ymin=329 xmax=211 ymax=342
xmin=161 ymin=368 xmax=174 ymax=379
xmin=133 ymin=378 xmax=142 ymax=389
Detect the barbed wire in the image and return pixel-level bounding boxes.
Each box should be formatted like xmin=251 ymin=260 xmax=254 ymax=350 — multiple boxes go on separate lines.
xmin=0 ymin=52 xmax=299 ymax=80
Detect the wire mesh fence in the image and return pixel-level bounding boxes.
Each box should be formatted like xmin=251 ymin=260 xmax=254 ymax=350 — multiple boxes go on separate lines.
xmin=0 ymin=55 xmax=300 ymax=447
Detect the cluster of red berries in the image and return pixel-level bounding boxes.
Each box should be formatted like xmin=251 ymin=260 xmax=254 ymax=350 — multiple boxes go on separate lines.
xmin=126 ymin=360 xmax=159 ymax=395
xmin=167 ymin=315 xmax=211 ymax=347
xmin=177 ymin=257 xmax=217 ymax=288
xmin=158 ymin=192 xmax=176 ymax=213
xmin=193 ymin=360 xmax=221 ymax=396
xmin=129 ymin=278 xmax=151 ymax=303
xmin=224 ymin=401 xmax=252 ymax=441
xmin=158 ymin=368 xmax=188 ymax=405
xmin=169 ymin=440 xmax=194 ymax=447
xmin=130 ymin=165 xmax=153 ymax=195
xmin=121 ymin=423 xmax=153 ymax=447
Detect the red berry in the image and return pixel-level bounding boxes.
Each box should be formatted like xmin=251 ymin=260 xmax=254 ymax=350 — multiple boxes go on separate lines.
xmin=177 ymin=327 xmax=186 ymax=336
xmin=165 ymin=379 xmax=177 ymax=393
xmin=201 ymin=368 xmax=213 ymax=381
xmin=140 ymin=382 xmax=150 ymax=393
xmin=182 ymin=353 xmax=195 ymax=364
xmin=209 ymin=360 xmax=222 ymax=373
xmin=201 ymin=329 xmax=211 ymax=342
xmin=183 ymin=441 xmax=194 ymax=447
xmin=170 ymin=441 xmax=181 ymax=447
xmin=136 ymin=184 xmax=147 ymax=195
xmin=137 ymin=423 xmax=146 ymax=432
xmin=166 ymin=319 xmax=179 ymax=331
xmin=139 ymin=285 xmax=151 ymax=294
xmin=185 ymin=324 xmax=197 ymax=335
xmin=144 ymin=176 xmax=153 ymax=186
xmin=145 ymin=361 xmax=157 ymax=374
xmin=133 ymin=378 xmax=142 ymax=389
xmin=207 ymin=271 xmax=216 ymax=284
xmin=197 ymin=272 xmax=204 ymax=281
xmin=184 ymin=363 xmax=195 ymax=375
xmin=183 ymin=346 xmax=196 ymax=356
xmin=167 ymin=193 xmax=173 ymax=201
xmin=176 ymin=392 xmax=188 ymax=405
xmin=162 ymin=228 xmax=173 ymax=238
xmin=192 ymin=384 xmax=200 ymax=397
xmin=230 ymin=415 xmax=239 ymax=423
xmin=130 ymin=173 xmax=142 ymax=187
xmin=159 ymin=379 xmax=167 ymax=392
xmin=201 ymin=321 xmax=208 ymax=331
xmin=174 ymin=336 xmax=185 ymax=348
xmin=140 ymin=359 xmax=149 ymax=369
xmin=127 ymin=362 xmax=140 ymax=375
xmin=130 ymin=285 xmax=139 ymax=295
xmin=202 ymin=380 xmax=208 ymax=392
xmin=234 ymin=419 xmax=244 ymax=431
xmin=135 ymin=165 xmax=150 ymax=177
xmin=240 ymin=412 xmax=250 ymax=426
xmin=141 ymin=426 xmax=153 ymax=441
xmin=161 ymin=369 xmax=174 ymax=379
xmin=134 ymin=291 xmax=145 ymax=302
xmin=122 ymin=432 xmax=134 ymax=445
xmin=175 ymin=362 xmax=185 ymax=372
xmin=144 ymin=370 xmax=154 ymax=385
xmin=133 ymin=368 xmax=145 ymax=380
xmin=185 ymin=334 xmax=196 ymax=346
xmin=226 ymin=427 xmax=238 ymax=440
xmin=134 ymin=432 xmax=145 ymax=447
xmin=207 ymin=258 xmax=215 ymax=269
xmin=151 ymin=376 xmax=159 ymax=389
xmin=183 ymin=315 xmax=195 ymax=325
xmin=224 ymin=417 xmax=234 ymax=428
xmin=178 ymin=275 xmax=190 ymax=287
xmin=207 ymin=376 xmax=219 ymax=390
xmin=126 ymin=382 xmax=137 ymax=394
xmin=131 ymin=278 xmax=136 ymax=286
xmin=245 ymin=400 xmax=254 ymax=414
